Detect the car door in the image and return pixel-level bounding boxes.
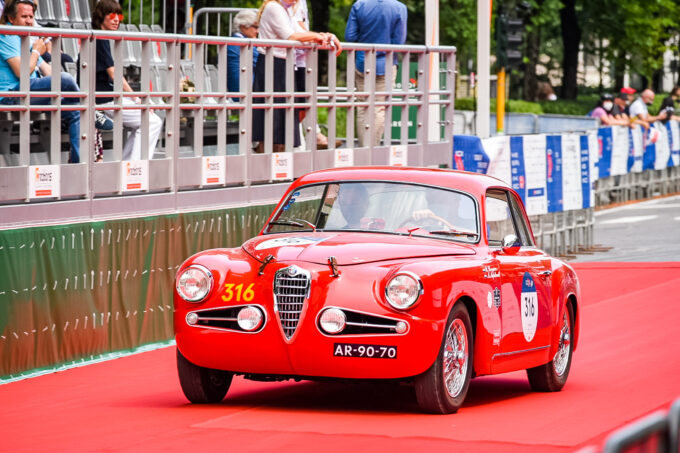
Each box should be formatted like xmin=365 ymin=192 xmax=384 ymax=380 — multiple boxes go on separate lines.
xmin=485 ymin=189 xmax=553 ymax=356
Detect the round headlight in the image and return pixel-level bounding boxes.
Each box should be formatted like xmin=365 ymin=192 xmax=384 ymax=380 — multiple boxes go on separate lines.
xmin=176 ymin=265 xmax=213 ymax=302
xmin=319 ymin=308 xmax=346 ymax=334
xmin=237 ymin=306 xmax=264 ymax=331
xmin=385 ymin=273 xmax=422 ymax=310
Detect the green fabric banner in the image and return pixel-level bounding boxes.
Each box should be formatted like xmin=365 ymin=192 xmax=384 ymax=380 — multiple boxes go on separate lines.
xmin=0 ymin=204 xmax=274 ymax=381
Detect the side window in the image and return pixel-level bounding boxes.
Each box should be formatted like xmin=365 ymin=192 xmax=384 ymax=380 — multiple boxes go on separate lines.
xmin=485 ymin=190 xmax=518 ymax=246
xmin=508 ymin=192 xmax=534 ymax=246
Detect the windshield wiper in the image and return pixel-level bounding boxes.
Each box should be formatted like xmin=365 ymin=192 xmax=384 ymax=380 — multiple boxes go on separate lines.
xmin=268 ymin=218 xmax=317 ymax=231
xmin=428 ymin=229 xmax=479 ymax=238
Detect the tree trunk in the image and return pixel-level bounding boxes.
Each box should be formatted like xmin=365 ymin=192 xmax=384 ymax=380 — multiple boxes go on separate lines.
xmin=560 ymin=0 xmax=581 ymax=99
xmin=613 ymin=51 xmax=626 ymax=91
xmin=522 ymin=28 xmax=541 ymax=101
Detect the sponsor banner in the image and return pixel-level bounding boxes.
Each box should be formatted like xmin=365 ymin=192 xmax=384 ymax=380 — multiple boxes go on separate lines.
xmin=452 ymin=134 xmax=490 ymax=173
xmin=629 ymin=126 xmax=644 ymax=173
xmin=201 ymin=156 xmax=226 ymax=186
xmin=334 ymin=148 xmax=354 ymax=167
xmin=389 ymin=144 xmax=408 ymax=167
xmin=561 ymin=134 xmax=583 ymax=212
xmin=546 ymin=135 xmax=563 ymax=213
xmin=669 ymin=120 xmax=680 ymax=166
xmin=643 ymin=127 xmax=660 ymax=171
xmin=482 ymin=135 xmax=511 ymax=183
xmin=611 ymin=125 xmax=630 ymax=176
xmin=271 ymin=152 xmax=293 ymax=180
xmin=579 ymin=134 xmax=592 ymax=209
xmin=121 ymin=160 xmax=149 ymax=192
xmin=28 ymin=165 xmax=60 ymax=199
xmin=654 ymin=122 xmax=671 ymax=170
xmin=521 ymin=134 xmax=548 ymax=216
xmin=597 ymin=127 xmax=613 ymax=178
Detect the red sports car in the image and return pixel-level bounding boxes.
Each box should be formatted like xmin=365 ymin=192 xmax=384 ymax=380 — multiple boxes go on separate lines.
xmin=174 ymin=167 xmax=580 ymax=413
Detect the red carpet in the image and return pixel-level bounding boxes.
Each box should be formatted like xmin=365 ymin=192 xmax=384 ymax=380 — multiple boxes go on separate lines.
xmin=1 ymin=262 xmax=679 ymax=452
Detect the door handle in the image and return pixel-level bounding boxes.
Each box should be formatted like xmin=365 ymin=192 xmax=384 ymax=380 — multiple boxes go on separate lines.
xmin=538 ymin=270 xmax=552 ymax=278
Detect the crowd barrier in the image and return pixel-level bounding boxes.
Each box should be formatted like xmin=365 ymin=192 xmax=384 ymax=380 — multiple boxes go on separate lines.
xmin=453 ymin=120 xmax=680 ymax=256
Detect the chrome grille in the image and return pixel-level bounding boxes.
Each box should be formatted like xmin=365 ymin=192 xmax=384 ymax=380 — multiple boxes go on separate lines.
xmin=273 ymin=266 xmax=310 ymax=340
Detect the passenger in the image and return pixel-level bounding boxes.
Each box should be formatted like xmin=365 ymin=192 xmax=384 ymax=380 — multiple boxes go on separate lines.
xmin=88 ymin=0 xmax=164 ymax=161
xmin=336 ymin=183 xmax=369 ymax=229
xmin=0 ymin=0 xmax=81 ymax=163
xmin=227 ymin=10 xmax=259 ymax=103
xmin=344 ymin=0 xmax=407 ymax=147
xmin=410 ymin=188 xmax=476 ymax=233
xmin=252 ymin=0 xmax=340 ymax=153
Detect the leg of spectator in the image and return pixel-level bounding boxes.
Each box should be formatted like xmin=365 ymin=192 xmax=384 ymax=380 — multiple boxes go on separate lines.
xmin=147 ymin=112 xmax=164 ymax=158
xmin=355 ymin=69 xmax=366 ymax=147
xmin=120 ymin=98 xmax=141 ymax=161
xmin=373 ymin=69 xmax=396 ymax=146
xmin=29 ymin=74 xmax=81 ymax=163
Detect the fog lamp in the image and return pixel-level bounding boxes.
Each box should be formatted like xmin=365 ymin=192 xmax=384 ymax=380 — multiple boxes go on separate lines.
xmin=237 ymin=306 xmax=264 ymax=331
xmin=319 ymin=308 xmax=346 ymax=334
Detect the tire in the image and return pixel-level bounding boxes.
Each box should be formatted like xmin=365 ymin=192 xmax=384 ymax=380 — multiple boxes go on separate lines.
xmin=177 ymin=348 xmax=233 ymax=403
xmin=415 ymin=303 xmax=474 ymax=414
xmin=527 ymin=302 xmax=574 ymax=392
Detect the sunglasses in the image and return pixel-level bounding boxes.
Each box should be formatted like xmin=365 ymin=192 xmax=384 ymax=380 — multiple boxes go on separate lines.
xmin=107 ymin=13 xmax=124 ymax=22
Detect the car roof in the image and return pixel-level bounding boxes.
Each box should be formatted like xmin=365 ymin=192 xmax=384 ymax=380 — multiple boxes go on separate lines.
xmin=293 ymin=167 xmax=511 ymax=196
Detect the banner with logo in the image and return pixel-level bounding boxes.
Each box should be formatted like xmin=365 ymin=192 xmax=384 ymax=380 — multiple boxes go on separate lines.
xmin=271 ymin=152 xmax=293 ymax=180
xmin=28 ymin=165 xmax=60 ymax=199
xmin=121 ymin=160 xmax=149 ymax=192
xmin=668 ymin=121 xmax=680 ymax=166
xmin=334 ymin=148 xmax=354 ymax=167
xmin=452 ymin=135 xmax=490 ymax=173
xmin=202 ymin=156 xmax=226 ymax=186
xmin=389 ymin=144 xmax=408 ymax=167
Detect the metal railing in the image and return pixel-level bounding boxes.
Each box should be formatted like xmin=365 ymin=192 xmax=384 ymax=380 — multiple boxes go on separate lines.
xmin=0 ymin=26 xmax=456 ymax=228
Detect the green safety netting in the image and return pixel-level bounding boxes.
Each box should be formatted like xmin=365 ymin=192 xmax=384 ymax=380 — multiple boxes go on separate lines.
xmin=0 ymin=204 xmax=274 ymax=381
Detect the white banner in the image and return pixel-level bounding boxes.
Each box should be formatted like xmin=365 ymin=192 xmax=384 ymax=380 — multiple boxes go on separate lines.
xmin=121 ymin=160 xmax=149 ymax=192
xmin=522 ymin=134 xmax=548 ymax=216
xmin=28 ymin=165 xmax=60 ymax=199
xmin=670 ymin=121 xmax=680 ymax=166
xmin=201 ymin=156 xmax=225 ymax=186
xmin=653 ymin=122 xmax=671 ymax=170
xmin=389 ymin=145 xmax=408 ymax=167
xmin=271 ymin=152 xmax=293 ymax=180
xmin=611 ymin=125 xmax=630 ymax=176
xmin=334 ymin=148 xmax=354 ymax=168
xmin=482 ymin=135 xmax=511 ymax=184
xmin=561 ymin=134 xmax=582 ymax=212
xmin=630 ymin=126 xmax=644 ymax=173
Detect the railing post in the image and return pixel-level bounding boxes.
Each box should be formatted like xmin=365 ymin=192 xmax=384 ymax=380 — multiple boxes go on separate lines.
xmin=193 ymin=41 xmax=204 ymax=157
xmin=19 ymin=35 xmax=30 ymax=169
xmin=140 ymin=39 xmax=151 ymax=160
xmin=112 ymin=37 xmax=124 ymax=165
xmin=167 ymin=37 xmax=181 ymax=197
xmin=400 ymin=52 xmax=410 ymax=147
xmin=384 ymin=50 xmax=394 ymax=149
xmin=50 ymin=36 xmax=63 ymax=168
xmin=306 ymin=45 xmax=319 ymax=162
xmin=285 ymin=46 xmax=294 ymax=153
xmin=346 ymin=49 xmax=356 ymax=150
xmin=216 ymin=42 xmax=227 ymax=156
xmin=327 ymin=47 xmax=338 ymax=154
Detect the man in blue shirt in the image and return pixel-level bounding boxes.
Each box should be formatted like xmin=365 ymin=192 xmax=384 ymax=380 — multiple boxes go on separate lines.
xmin=0 ymin=0 xmax=81 ymax=163
xmin=345 ymin=0 xmax=407 ymax=147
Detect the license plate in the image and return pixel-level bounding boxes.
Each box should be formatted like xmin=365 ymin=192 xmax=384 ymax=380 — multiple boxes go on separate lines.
xmin=333 ymin=343 xmax=397 ymax=359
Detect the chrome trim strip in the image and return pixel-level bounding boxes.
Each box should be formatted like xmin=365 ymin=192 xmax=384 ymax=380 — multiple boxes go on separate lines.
xmin=315 ymin=306 xmax=410 ymax=337
xmin=492 ymin=345 xmax=550 ymax=360
xmin=345 ymin=321 xmax=397 ymax=330
xmin=197 ymin=316 xmax=238 ymax=322
xmin=186 ymin=304 xmax=268 ymax=334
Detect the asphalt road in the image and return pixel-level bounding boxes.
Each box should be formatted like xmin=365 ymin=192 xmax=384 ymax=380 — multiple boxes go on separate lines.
xmin=573 ymin=194 xmax=680 ymax=262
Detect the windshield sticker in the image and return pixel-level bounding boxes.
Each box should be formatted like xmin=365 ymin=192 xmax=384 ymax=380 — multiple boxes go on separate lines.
xmin=255 ymin=236 xmax=328 ymax=250
xmin=520 ymin=272 xmax=538 ymax=342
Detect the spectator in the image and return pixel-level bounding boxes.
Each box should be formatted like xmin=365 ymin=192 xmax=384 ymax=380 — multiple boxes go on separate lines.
xmin=629 ymin=88 xmax=667 ymax=124
xmin=0 ymin=0 xmax=81 ymax=163
xmin=252 ymin=0 xmax=340 ymax=153
xmin=613 ymin=92 xmax=629 ymax=116
xmin=589 ymin=93 xmax=628 ymax=126
xmin=659 ymin=85 xmax=680 ymax=122
xmin=88 ymin=0 xmax=163 ymax=161
xmin=291 ymin=0 xmax=340 ymax=150
xmin=227 ymin=10 xmax=259 ymax=102
xmin=345 ymin=0 xmax=407 ymax=147
xmin=620 ymin=86 xmax=636 ymax=107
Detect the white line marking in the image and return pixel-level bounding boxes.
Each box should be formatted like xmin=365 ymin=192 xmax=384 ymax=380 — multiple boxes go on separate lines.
xmin=599 ymin=215 xmax=658 ymax=225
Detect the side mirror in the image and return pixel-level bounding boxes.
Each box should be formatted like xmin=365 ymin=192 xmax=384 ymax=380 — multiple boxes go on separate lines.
xmin=501 ymin=234 xmax=521 ymax=255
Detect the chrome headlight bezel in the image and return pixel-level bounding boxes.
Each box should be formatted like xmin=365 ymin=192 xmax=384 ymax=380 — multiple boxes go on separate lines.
xmin=319 ymin=307 xmax=347 ymax=334
xmin=385 ymin=271 xmax=423 ymax=310
xmin=176 ymin=264 xmax=213 ymax=303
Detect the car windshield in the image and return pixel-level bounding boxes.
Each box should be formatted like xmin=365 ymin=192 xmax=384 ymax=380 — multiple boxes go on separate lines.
xmin=265 ymin=182 xmax=479 ymax=242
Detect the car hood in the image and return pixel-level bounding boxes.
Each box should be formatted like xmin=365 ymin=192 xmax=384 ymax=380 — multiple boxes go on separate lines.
xmin=242 ymin=232 xmax=476 ymax=265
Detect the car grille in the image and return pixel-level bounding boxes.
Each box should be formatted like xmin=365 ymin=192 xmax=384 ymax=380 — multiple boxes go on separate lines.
xmin=273 ymin=266 xmax=310 ymax=340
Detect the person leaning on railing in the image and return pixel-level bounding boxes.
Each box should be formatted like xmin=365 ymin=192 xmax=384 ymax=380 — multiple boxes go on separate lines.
xmin=253 ymin=0 xmax=340 ymax=153
xmin=227 ymin=10 xmax=259 ymax=103
xmin=0 ymin=0 xmax=81 ymax=163
xmin=86 ymin=0 xmax=163 ymax=161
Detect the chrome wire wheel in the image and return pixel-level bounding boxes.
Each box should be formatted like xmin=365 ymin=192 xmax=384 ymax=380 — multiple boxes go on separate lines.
xmin=553 ymin=311 xmax=571 ymax=376
xmin=443 ymin=318 xmax=468 ymax=398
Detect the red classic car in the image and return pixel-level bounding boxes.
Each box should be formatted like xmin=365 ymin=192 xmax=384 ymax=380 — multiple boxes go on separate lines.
xmin=174 ymin=167 xmax=580 ymax=413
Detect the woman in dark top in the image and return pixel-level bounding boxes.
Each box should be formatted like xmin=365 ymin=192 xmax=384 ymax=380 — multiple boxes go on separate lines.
xmin=90 ymin=0 xmax=163 ymax=161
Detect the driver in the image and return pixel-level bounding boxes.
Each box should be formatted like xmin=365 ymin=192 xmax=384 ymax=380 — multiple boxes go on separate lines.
xmin=336 ymin=183 xmax=369 ymax=229
xmin=410 ymin=188 xmax=476 ymax=232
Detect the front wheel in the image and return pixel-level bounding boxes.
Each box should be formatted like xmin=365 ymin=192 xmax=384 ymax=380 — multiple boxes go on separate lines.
xmin=177 ymin=349 xmax=233 ymax=403
xmin=415 ymin=303 xmax=474 ymax=414
xmin=526 ymin=302 xmax=574 ymax=392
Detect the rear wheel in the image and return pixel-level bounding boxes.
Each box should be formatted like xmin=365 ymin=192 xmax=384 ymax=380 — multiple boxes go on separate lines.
xmin=527 ymin=302 xmax=574 ymax=392
xmin=177 ymin=349 xmax=233 ymax=403
xmin=415 ymin=303 xmax=474 ymax=414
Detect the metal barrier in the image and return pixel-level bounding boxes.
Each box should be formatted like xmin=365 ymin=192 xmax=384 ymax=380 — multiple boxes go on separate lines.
xmin=0 ymin=26 xmax=456 ymax=228
xmin=602 ymin=411 xmax=670 ymax=453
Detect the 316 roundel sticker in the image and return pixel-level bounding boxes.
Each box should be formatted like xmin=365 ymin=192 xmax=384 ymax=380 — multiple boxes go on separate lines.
xmin=520 ymin=272 xmax=538 ymax=342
